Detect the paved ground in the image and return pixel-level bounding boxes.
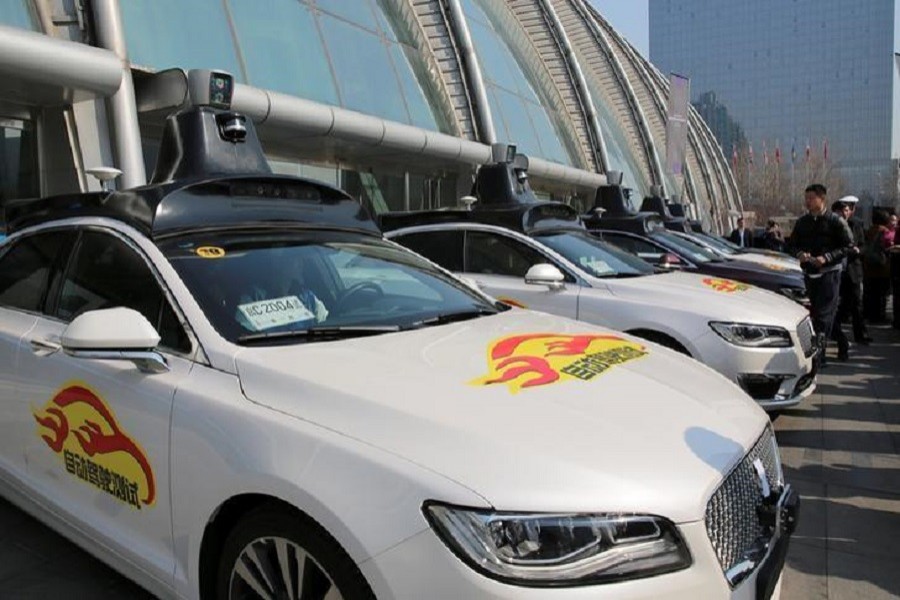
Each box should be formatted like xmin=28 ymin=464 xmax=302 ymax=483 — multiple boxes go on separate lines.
xmin=0 ymin=326 xmax=898 ymax=598
xmin=778 ymin=320 xmax=900 ymax=600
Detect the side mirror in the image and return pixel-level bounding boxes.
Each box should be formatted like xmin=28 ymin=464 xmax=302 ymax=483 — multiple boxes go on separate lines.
xmin=61 ymin=307 xmax=169 ymax=374
xmin=525 ymin=263 xmax=565 ymax=290
xmin=658 ymin=253 xmax=683 ymax=269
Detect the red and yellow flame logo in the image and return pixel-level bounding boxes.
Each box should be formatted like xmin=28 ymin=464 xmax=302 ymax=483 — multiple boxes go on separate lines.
xmin=471 ymin=333 xmax=647 ymax=393
xmin=702 ymin=277 xmax=751 ymax=293
xmin=33 ymin=383 xmax=155 ymax=510
xmin=764 ymin=263 xmax=789 ymax=272
xmin=496 ymin=297 xmax=528 ymax=309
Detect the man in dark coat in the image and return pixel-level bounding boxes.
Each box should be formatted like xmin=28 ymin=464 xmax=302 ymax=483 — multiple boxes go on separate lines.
xmin=833 ymin=196 xmax=870 ymax=347
xmin=729 ymin=217 xmax=754 ymax=248
xmin=786 ymin=184 xmax=854 ymax=365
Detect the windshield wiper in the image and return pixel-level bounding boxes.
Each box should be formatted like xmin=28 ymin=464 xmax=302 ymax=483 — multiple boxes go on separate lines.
xmin=238 ymin=325 xmax=401 ymax=344
xmin=408 ymin=308 xmax=498 ymax=329
xmin=594 ymin=272 xmax=646 ymax=279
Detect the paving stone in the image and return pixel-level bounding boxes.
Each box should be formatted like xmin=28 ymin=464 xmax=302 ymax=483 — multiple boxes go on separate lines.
xmin=827 ymin=549 xmax=900 ymax=600
xmin=782 ymin=542 xmax=828 ymax=600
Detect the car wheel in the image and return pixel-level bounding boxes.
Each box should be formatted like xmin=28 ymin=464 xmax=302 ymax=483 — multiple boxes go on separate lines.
xmin=216 ymin=503 xmax=375 ymax=600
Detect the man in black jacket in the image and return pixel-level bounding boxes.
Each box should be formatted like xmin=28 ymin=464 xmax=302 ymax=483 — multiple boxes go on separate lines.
xmin=787 ymin=184 xmax=854 ymax=365
xmin=729 ymin=217 xmax=754 ymax=248
xmin=833 ymin=196 xmax=870 ymax=347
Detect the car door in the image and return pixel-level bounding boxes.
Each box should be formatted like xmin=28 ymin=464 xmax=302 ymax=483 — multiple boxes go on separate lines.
xmin=463 ymin=229 xmax=580 ymax=317
xmin=0 ymin=230 xmax=75 ymax=484
xmin=17 ymin=227 xmax=194 ymax=587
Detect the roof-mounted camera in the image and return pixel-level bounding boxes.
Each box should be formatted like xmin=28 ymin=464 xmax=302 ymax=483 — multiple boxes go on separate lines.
xmin=187 ymin=69 xmax=234 ymax=110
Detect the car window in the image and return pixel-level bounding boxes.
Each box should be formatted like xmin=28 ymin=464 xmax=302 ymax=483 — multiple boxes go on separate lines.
xmin=465 ymin=231 xmax=546 ymax=278
xmin=602 ymin=233 xmax=665 ymax=262
xmin=0 ymin=231 xmax=73 ymax=313
xmin=534 ymin=231 xmax=654 ymax=277
xmin=392 ymin=230 xmax=464 ymax=272
xmin=652 ymin=231 xmax=715 ymax=263
xmin=159 ymin=230 xmax=499 ymax=344
xmin=56 ymin=231 xmax=190 ymax=353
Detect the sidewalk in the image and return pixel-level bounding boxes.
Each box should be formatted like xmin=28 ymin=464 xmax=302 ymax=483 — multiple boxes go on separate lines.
xmin=777 ymin=322 xmax=900 ymax=600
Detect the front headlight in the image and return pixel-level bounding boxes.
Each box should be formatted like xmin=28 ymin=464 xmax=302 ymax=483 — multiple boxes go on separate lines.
xmin=709 ymin=322 xmax=792 ymax=348
xmin=423 ymin=503 xmax=691 ymax=586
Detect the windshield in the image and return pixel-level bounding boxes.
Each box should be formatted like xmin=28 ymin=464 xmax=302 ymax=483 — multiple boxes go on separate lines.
xmin=651 ymin=231 xmax=720 ymax=263
xmin=535 ymin=231 xmax=655 ymax=277
xmin=161 ymin=231 xmax=500 ymax=344
xmin=692 ymin=232 xmax=739 ymax=255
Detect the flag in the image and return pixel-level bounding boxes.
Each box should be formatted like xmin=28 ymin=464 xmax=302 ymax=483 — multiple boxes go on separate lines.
xmin=805 ymin=139 xmax=811 ymax=163
xmin=775 ymin=141 xmax=781 ymax=164
xmin=732 ymin=146 xmax=738 ymax=169
xmin=791 ymin=139 xmax=796 ymax=164
xmin=823 ymin=138 xmax=828 ymax=161
xmin=763 ymin=140 xmax=769 ymax=166
xmin=749 ymin=142 xmax=754 ymax=166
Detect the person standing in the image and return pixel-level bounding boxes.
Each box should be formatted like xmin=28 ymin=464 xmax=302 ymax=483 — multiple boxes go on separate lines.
xmin=763 ymin=220 xmax=785 ymax=252
xmin=833 ymin=196 xmax=871 ymax=347
xmin=729 ymin=216 xmax=753 ymax=247
xmin=786 ymin=184 xmax=853 ymax=366
xmin=862 ymin=208 xmax=892 ymax=323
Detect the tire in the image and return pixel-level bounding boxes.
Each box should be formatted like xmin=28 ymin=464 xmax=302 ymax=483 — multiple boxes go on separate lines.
xmin=215 ymin=503 xmax=375 ymax=600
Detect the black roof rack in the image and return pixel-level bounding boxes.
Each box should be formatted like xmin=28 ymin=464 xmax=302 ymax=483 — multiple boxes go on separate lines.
xmin=583 ymin=183 xmax=666 ymax=235
xmin=5 ymin=107 xmax=380 ymax=238
xmin=381 ymin=146 xmax=584 ymax=235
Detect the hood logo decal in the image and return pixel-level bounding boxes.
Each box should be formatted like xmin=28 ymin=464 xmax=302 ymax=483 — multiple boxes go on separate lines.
xmin=702 ymin=278 xmax=750 ymax=293
xmin=33 ymin=383 xmax=155 ymax=510
xmin=471 ymin=334 xmax=647 ymax=393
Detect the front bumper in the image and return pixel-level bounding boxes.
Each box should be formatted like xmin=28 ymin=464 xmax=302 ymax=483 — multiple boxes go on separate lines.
xmin=359 ymin=519 xmax=785 ymax=599
xmin=692 ymin=330 xmax=816 ymax=412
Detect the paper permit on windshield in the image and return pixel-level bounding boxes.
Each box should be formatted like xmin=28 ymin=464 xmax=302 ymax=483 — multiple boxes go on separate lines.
xmin=237 ymin=296 xmax=315 ymax=331
xmin=580 ymin=257 xmax=613 ymax=275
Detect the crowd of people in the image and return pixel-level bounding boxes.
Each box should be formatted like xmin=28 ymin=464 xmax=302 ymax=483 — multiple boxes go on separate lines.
xmin=730 ymin=184 xmax=900 ymax=365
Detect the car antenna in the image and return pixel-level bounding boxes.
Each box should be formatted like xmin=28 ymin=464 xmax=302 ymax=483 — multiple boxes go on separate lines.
xmin=85 ymin=167 xmax=123 ymax=192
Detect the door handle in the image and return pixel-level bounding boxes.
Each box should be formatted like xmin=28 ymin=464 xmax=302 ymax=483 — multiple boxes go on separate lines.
xmin=29 ymin=337 xmax=61 ymax=357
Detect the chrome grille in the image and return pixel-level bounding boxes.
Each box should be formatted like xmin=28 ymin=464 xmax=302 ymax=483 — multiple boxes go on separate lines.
xmin=797 ymin=316 xmax=815 ymax=357
xmin=705 ymin=428 xmax=782 ymax=578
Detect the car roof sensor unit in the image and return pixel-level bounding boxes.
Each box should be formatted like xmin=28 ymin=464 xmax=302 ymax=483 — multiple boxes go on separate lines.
xmin=640 ymin=188 xmax=693 ymax=233
xmin=151 ymin=71 xmax=271 ymax=184
xmin=474 ymin=143 xmax=539 ymax=207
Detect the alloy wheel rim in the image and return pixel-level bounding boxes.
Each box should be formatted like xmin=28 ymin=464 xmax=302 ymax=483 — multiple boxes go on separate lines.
xmin=229 ymin=536 xmax=343 ymax=600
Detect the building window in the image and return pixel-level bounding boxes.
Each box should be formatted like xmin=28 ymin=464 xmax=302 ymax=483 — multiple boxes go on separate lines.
xmin=0 ymin=118 xmax=39 ymax=217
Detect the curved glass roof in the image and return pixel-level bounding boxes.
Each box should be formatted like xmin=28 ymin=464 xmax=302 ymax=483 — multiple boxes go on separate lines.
xmin=120 ymin=0 xmax=451 ymax=133
xmin=585 ymin=81 xmax=651 ymax=197
xmin=461 ymin=0 xmax=576 ymax=166
xmin=0 ymin=1 xmax=36 ymax=30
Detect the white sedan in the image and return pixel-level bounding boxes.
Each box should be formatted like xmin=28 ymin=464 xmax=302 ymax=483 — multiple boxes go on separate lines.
xmin=389 ymin=223 xmax=816 ymax=411
xmin=674 ymin=231 xmax=802 ymax=273
xmin=0 ymin=176 xmax=800 ymax=600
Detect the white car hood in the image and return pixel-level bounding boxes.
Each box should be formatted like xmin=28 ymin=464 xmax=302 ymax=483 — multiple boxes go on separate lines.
xmin=235 ymin=310 xmax=768 ymax=522
xmin=235 ymin=310 xmax=767 ymax=522
xmin=607 ymin=271 xmax=808 ymax=327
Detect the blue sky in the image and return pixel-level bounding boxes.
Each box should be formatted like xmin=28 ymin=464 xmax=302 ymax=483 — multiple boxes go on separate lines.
xmin=590 ymin=1 xmax=650 ymax=57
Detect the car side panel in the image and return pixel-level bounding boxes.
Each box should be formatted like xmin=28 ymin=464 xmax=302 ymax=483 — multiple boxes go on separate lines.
xmin=169 ymin=366 xmax=488 ymax=600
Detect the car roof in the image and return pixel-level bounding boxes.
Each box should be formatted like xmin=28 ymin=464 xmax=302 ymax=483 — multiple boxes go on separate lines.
xmin=4 ymin=174 xmax=380 ymax=239
xmin=379 ymin=201 xmax=586 ymax=236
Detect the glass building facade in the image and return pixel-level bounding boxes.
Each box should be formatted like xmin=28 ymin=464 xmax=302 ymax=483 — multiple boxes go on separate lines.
xmin=651 ymin=0 xmax=899 ymax=197
xmin=0 ymin=0 xmax=743 ymax=229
